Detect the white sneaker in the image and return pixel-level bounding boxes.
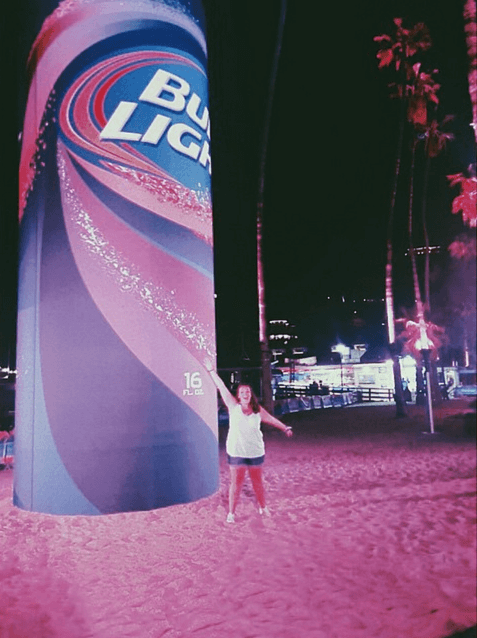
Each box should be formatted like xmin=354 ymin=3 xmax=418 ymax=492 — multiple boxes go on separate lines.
xmin=226 ymin=513 xmax=235 ymax=523
xmin=259 ymin=506 xmax=271 ymax=517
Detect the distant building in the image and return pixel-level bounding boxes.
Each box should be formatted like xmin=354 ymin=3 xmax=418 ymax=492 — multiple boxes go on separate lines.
xmin=331 ymin=343 xmax=367 ymax=363
xmin=268 ymin=319 xmax=309 ymax=383
xmin=268 ymin=319 xmax=308 ymax=364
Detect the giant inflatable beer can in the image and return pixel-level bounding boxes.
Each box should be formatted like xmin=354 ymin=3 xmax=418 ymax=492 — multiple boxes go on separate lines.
xmin=15 ymin=0 xmax=218 ymax=514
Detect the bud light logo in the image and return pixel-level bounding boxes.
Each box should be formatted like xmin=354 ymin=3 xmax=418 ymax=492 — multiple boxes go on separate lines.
xmin=59 ymin=50 xmax=211 ymax=191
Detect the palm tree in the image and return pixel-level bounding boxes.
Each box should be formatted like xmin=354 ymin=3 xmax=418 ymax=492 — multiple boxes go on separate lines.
xmin=407 ymin=133 xmax=434 ymax=409
xmin=397 ymin=314 xmax=445 ymax=361
xmin=374 ymin=19 xmax=431 ymax=71
xmin=447 ymin=171 xmax=477 ymax=228
xmin=256 ymin=0 xmax=287 ymax=411
xmin=416 ymin=116 xmax=454 ymax=407
xmin=374 ymin=19 xmax=431 ymax=417
xmin=448 ymin=1 xmax=477 ymax=266
xmin=407 ymin=131 xmax=428 ymax=363
xmin=406 ymin=64 xmax=441 ymax=324
xmin=447 ymin=169 xmax=477 ymax=263
xmin=463 ymin=0 xmax=477 ymax=144
xmin=405 ymin=63 xmax=443 ymax=422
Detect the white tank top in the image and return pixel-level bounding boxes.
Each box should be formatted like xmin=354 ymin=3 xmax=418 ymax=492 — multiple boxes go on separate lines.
xmin=226 ymin=404 xmax=265 ymax=458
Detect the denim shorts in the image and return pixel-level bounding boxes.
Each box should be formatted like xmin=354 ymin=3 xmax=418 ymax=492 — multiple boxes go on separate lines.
xmin=227 ymin=454 xmax=265 ymax=466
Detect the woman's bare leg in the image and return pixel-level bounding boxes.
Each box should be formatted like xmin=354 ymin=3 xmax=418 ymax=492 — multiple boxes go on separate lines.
xmin=229 ymin=466 xmax=247 ymax=514
xmin=248 ymin=466 xmax=266 ymax=509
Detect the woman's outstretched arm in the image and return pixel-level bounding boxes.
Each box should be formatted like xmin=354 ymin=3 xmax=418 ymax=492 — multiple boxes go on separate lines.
xmin=259 ymin=407 xmax=293 ymax=437
xmin=204 ymin=359 xmax=237 ymax=411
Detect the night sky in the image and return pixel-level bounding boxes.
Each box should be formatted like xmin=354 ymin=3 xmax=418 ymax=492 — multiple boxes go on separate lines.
xmin=0 ymin=0 xmax=474 ymax=369
xmin=202 ymin=0 xmax=475 ymax=365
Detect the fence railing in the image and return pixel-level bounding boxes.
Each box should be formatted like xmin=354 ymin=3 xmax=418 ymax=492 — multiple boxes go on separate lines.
xmin=218 ymin=390 xmax=362 ymax=425
xmin=275 ymin=384 xmax=394 ymax=403
xmin=0 ymin=434 xmax=14 ymax=468
xmin=349 ymin=387 xmax=395 ymax=402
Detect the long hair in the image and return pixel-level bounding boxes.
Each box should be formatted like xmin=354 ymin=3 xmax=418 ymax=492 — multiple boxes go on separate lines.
xmin=235 ymin=384 xmax=260 ymax=414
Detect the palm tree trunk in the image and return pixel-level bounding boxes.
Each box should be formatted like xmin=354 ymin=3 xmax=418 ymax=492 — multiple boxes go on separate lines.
xmin=408 ymin=137 xmax=425 ymax=400
xmin=408 ymin=138 xmax=427 ymax=349
xmin=257 ymin=201 xmax=273 ymax=410
xmin=386 ymin=85 xmax=407 ymax=417
xmin=464 ymin=0 xmax=477 ymax=144
xmin=256 ymin=0 xmax=287 ymax=411
xmin=421 ymin=153 xmax=431 ymax=311
xmin=409 ymin=136 xmax=435 ymax=430
xmin=420 ymin=152 xmax=443 ymax=407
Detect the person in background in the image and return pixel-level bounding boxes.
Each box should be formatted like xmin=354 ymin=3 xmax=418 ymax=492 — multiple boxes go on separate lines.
xmin=204 ymin=360 xmax=293 ymax=523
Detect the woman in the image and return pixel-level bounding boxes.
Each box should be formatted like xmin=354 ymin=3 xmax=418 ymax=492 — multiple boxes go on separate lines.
xmin=204 ymin=361 xmax=293 ymax=523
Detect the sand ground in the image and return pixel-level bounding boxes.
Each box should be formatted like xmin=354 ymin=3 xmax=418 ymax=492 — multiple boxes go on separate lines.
xmin=0 ymin=399 xmax=475 ymax=638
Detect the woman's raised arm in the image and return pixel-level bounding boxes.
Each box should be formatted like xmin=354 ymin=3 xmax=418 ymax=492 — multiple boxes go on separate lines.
xmin=204 ymin=359 xmax=237 ymax=411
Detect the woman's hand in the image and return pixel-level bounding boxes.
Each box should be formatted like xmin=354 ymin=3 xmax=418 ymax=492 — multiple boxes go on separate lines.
xmin=203 ymin=357 xmax=214 ymax=372
xmin=284 ymin=426 xmax=293 ymax=438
